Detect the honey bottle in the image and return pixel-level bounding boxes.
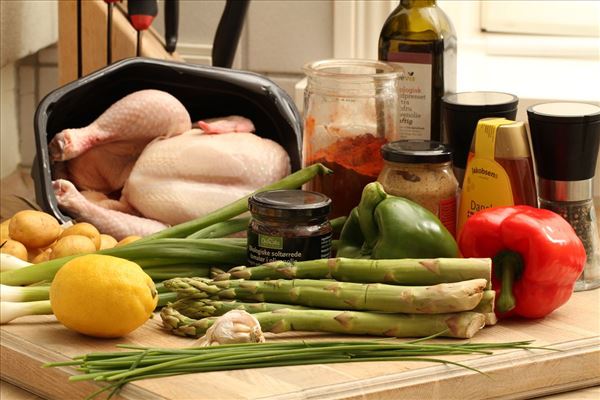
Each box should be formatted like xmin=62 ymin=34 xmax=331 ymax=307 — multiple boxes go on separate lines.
xmin=457 ymin=118 xmax=537 ymax=234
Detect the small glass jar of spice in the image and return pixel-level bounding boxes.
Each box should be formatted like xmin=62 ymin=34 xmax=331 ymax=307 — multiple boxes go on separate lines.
xmin=247 ymin=190 xmax=332 ymax=266
xmin=377 ymin=140 xmax=459 ymax=236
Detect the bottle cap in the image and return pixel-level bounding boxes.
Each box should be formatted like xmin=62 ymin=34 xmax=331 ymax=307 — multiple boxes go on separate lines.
xmin=469 ymin=119 xmax=531 ymax=160
xmin=249 ymin=190 xmax=332 ymax=219
xmin=381 ymin=140 xmax=452 ymax=164
xmin=527 ymin=102 xmax=600 ymax=181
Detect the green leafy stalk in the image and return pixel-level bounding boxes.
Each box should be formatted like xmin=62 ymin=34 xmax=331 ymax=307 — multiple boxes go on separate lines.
xmin=0 ymin=292 xmax=176 ymax=325
xmin=0 ymin=284 xmax=50 ymax=302
xmin=0 ymin=239 xmax=246 ymax=286
xmin=187 ymin=217 xmax=250 ymax=239
xmin=144 ymin=267 xmax=212 ymax=281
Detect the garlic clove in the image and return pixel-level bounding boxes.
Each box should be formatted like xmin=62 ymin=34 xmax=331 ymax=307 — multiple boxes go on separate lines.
xmin=196 ymin=310 xmax=265 ymax=347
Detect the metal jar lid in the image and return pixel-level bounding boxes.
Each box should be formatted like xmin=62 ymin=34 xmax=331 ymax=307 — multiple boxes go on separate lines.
xmin=381 ymin=140 xmax=452 ymax=164
xmin=248 ymin=190 xmax=331 ymax=219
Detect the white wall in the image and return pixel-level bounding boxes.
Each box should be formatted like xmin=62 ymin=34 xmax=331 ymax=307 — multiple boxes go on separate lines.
xmin=0 ymin=0 xmax=58 ymax=178
xmin=1 ymin=64 xmax=20 ymax=179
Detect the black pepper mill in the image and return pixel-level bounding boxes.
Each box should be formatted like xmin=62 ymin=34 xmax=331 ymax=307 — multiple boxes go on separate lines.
xmin=527 ymin=102 xmax=600 ymax=291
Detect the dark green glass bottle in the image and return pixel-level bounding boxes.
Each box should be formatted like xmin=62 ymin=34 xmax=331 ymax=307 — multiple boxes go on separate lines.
xmin=379 ymin=0 xmax=456 ymax=141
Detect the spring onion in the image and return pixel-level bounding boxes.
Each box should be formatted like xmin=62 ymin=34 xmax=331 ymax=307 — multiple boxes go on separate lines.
xmin=0 ymin=292 xmax=177 ymax=325
xmin=0 ymin=253 xmax=32 ymax=272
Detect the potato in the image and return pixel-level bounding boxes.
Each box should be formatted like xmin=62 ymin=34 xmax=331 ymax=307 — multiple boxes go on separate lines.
xmin=99 ymin=234 xmax=118 ymax=250
xmin=60 ymin=222 xmax=101 ymax=250
xmin=31 ymin=248 xmax=52 ymax=264
xmin=0 ymin=239 xmax=28 ymax=261
xmin=0 ymin=218 xmax=10 ymax=241
xmin=28 ymin=247 xmax=44 ymax=262
xmin=50 ymin=235 xmax=97 ymax=260
xmin=9 ymin=210 xmax=61 ymax=248
xmin=116 ymin=236 xmax=142 ymax=247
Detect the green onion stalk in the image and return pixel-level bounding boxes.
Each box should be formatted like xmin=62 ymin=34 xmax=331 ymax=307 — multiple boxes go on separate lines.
xmin=0 ymin=292 xmax=177 ymax=325
xmin=44 ymin=338 xmax=553 ymax=400
xmin=0 ymin=239 xmax=246 ymax=286
xmin=0 ymin=164 xmax=332 ymax=286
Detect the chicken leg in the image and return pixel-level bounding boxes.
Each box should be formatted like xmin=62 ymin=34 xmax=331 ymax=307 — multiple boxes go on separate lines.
xmin=54 ymin=179 xmax=168 ymax=240
xmin=49 ymin=89 xmax=191 ymax=161
xmin=50 ymin=89 xmax=192 ymax=193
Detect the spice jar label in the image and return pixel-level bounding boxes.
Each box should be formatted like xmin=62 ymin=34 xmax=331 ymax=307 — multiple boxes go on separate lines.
xmin=457 ymin=118 xmax=515 ymax=234
xmin=247 ymin=231 xmax=332 ymax=266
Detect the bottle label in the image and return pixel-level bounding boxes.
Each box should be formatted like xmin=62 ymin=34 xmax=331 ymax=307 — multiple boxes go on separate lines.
xmin=387 ymin=51 xmax=433 ymax=140
xmin=247 ymin=231 xmax=332 ymax=266
xmin=457 ymin=118 xmax=515 ymax=234
xmin=438 ymin=196 xmax=457 ymax=237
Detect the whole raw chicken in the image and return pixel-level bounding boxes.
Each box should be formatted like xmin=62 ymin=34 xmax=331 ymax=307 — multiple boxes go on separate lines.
xmin=51 ymin=90 xmax=291 ymax=239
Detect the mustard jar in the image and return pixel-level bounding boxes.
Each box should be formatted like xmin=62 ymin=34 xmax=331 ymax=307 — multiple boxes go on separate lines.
xmin=378 ymin=140 xmax=458 ymax=236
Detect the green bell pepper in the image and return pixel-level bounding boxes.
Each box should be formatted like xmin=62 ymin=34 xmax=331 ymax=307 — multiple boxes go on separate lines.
xmin=337 ymin=182 xmax=459 ymax=259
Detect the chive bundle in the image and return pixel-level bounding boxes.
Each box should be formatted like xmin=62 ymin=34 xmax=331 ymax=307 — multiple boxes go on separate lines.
xmin=45 ymin=337 xmax=551 ymax=400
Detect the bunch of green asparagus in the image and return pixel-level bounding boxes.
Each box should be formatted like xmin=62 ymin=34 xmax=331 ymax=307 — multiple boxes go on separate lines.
xmin=160 ymin=257 xmax=496 ymax=339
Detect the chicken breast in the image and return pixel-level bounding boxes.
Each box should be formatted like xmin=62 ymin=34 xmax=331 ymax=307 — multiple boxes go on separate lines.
xmin=121 ymin=130 xmax=291 ymax=225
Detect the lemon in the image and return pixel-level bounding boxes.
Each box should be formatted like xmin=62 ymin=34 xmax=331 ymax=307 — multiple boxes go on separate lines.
xmin=50 ymin=254 xmax=158 ymax=338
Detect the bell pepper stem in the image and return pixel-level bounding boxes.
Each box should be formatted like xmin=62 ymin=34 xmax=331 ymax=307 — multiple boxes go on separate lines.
xmin=494 ymin=251 xmax=523 ymax=313
xmin=357 ymin=183 xmax=388 ymax=251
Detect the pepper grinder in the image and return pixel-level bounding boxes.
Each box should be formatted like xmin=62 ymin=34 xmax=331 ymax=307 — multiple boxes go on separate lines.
xmin=527 ymin=102 xmax=600 ymax=291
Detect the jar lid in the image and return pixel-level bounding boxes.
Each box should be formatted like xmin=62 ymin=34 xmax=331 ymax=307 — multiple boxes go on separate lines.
xmin=442 ymin=92 xmax=518 ymax=113
xmin=527 ymin=102 xmax=600 ymax=124
xmin=248 ymin=190 xmax=331 ymax=218
xmin=381 ymin=140 xmax=452 ymax=163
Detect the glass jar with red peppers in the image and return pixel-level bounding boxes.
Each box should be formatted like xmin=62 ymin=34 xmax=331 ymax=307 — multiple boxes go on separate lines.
xmin=302 ymin=59 xmax=401 ymax=218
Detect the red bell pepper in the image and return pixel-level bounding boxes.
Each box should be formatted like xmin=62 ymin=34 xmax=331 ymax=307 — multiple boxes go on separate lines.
xmin=458 ymin=205 xmax=586 ymax=319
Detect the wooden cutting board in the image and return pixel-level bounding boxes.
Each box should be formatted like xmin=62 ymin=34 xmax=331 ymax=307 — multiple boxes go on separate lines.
xmin=1 ymin=290 xmax=599 ymax=400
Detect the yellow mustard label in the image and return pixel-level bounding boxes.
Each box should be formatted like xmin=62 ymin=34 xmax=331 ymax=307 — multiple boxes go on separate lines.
xmin=457 ymin=118 xmax=515 ymax=234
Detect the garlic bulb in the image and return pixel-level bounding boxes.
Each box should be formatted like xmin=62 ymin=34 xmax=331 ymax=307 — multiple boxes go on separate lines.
xmin=196 ymin=310 xmax=265 ymax=346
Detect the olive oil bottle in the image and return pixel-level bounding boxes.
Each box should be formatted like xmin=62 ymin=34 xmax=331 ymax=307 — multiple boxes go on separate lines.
xmin=379 ymin=0 xmax=456 ymax=141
